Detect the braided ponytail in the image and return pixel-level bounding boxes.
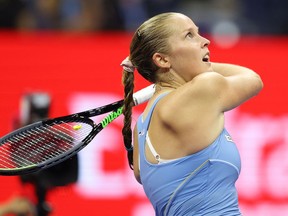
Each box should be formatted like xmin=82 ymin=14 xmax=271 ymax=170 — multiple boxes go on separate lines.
xmin=121 ymin=13 xmax=177 ymax=169
xmin=121 ymin=58 xmax=135 ymax=169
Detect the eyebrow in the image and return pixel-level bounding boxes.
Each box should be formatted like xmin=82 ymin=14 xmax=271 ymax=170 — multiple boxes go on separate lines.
xmin=185 ymin=26 xmax=199 ymax=34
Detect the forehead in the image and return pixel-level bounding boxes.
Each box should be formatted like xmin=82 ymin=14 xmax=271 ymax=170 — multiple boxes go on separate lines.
xmin=169 ymin=14 xmax=198 ymax=33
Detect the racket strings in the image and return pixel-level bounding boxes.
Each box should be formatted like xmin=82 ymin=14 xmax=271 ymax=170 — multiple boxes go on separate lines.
xmin=0 ymin=126 xmax=62 ymax=168
xmin=4 ymin=126 xmax=67 ymax=165
xmin=0 ymin=121 xmax=93 ymax=169
xmin=15 ymin=129 xmax=64 ymax=162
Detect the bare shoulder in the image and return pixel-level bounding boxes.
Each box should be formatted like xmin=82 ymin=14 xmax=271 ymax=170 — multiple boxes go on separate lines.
xmin=158 ymin=72 xmax=225 ymax=116
xmin=149 ymin=73 xmax=226 ymax=154
xmin=151 ymin=73 xmax=223 ymax=135
xmin=190 ymin=72 xmax=226 ymax=94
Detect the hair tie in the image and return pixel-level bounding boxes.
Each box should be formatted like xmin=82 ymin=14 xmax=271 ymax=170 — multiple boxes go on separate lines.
xmin=120 ymin=57 xmax=135 ymax=73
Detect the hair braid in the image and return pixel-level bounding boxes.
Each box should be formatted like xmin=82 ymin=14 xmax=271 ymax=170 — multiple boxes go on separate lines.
xmin=122 ymin=70 xmax=134 ymax=169
xmin=123 ymin=13 xmax=178 ymax=169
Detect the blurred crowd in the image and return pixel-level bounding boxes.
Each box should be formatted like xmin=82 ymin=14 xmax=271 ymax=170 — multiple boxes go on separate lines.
xmin=0 ymin=0 xmax=176 ymax=31
xmin=0 ymin=0 xmax=287 ymax=34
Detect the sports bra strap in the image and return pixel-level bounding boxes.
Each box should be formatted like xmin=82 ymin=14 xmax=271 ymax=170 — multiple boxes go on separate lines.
xmin=146 ymin=132 xmax=178 ymax=164
xmin=141 ymin=91 xmax=178 ymax=164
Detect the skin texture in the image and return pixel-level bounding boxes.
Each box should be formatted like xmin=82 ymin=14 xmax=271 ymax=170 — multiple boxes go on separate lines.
xmin=132 ymin=13 xmax=263 ymax=183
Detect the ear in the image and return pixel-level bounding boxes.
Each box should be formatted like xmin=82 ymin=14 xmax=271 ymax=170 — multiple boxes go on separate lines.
xmin=152 ymin=53 xmax=171 ymax=69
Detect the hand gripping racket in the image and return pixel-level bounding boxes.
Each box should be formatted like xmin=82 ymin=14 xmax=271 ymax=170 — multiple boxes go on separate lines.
xmin=0 ymin=85 xmax=155 ymax=176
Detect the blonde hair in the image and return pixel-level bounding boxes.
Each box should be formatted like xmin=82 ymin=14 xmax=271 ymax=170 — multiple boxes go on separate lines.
xmin=122 ymin=12 xmax=179 ymax=169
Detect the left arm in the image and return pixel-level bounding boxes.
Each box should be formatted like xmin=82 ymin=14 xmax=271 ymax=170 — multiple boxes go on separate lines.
xmin=133 ymin=126 xmax=141 ymax=184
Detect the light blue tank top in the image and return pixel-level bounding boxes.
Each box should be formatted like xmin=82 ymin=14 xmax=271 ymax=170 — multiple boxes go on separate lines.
xmin=137 ymin=94 xmax=242 ymax=216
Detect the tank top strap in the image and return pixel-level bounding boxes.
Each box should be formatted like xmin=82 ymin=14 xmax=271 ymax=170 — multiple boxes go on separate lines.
xmin=137 ymin=92 xmax=170 ymax=171
xmin=141 ymin=92 xmax=170 ymax=127
xmin=137 ymin=91 xmax=170 ymax=147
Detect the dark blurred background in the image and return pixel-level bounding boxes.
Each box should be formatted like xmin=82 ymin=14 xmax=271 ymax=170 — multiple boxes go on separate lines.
xmin=0 ymin=0 xmax=287 ymax=34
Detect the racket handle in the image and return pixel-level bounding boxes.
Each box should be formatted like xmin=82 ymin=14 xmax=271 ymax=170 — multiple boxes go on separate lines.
xmin=133 ymin=84 xmax=156 ymax=105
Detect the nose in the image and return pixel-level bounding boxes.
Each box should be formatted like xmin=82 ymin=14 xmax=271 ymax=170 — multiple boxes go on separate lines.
xmin=201 ymin=36 xmax=210 ymax=47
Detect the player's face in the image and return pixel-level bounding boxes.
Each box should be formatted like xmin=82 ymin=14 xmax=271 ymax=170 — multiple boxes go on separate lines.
xmin=167 ymin=14 xmax=212 ymax=81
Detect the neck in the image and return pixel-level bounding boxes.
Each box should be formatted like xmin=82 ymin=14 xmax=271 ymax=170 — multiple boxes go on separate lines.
xmin=156 ymin=70 xmax=186 ymax=91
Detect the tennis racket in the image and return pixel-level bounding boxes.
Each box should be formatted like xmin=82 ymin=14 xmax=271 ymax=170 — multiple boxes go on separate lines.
xmin=0 ymin=85 xmax=155 ymax=176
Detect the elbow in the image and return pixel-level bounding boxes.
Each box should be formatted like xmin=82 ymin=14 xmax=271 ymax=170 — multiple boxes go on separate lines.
xmin=254 ymin=73 xmax=264 ymax=95
xmin=257 ymin=73 xmax=264 ymax=90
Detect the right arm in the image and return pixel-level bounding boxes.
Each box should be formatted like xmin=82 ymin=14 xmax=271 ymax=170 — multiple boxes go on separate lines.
xmin=164 ymin=62 xmax=263 ymax=116
xmin=133 ymin=127 xmax=141 ymax=184
xmin=210 ymin=62 xmax=263 ymax=112
xmin=149 ymin=62 xmax=263 ymax=157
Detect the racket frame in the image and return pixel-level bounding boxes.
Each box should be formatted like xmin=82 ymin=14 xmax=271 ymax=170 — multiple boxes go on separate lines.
xmin=0 ymin=84 xmax=155 ymax=175
xmin=0 ymin=100 xmax=124 ymax=175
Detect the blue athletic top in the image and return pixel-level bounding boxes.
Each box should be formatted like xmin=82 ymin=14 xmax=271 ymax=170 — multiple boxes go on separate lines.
xmin=137 ymin=94 xmax=242 ymax=216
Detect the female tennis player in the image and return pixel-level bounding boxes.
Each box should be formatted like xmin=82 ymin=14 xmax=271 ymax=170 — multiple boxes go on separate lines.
xmin=121 ymin=12 xmax=263 ymax=215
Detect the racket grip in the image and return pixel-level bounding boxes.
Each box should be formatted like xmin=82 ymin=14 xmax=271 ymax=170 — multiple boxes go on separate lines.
xmin=133 ymin=84 xmax=155 ymax=105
